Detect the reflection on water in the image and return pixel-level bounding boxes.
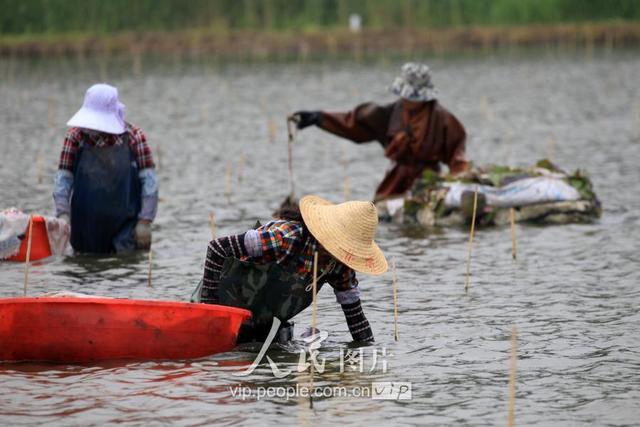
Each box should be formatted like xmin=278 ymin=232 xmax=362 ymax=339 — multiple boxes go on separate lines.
xmin=1 ymin=50 xmax=640 ymax=425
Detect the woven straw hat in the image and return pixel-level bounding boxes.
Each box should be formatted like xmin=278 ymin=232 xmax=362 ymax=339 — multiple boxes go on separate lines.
xmin=300 ymin=195 xmax=388 ymax=276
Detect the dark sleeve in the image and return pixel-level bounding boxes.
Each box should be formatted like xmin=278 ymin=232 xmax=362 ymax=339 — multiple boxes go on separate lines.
xmin=442 ymin=109 xmax=469 ymax=175
xmin=319 ymin=102 xmax=395 ymax=144
xmin=201 ymin=233 xmax=247 ymax=304
xmin=341 ymin=300 xmax=374 ymax=342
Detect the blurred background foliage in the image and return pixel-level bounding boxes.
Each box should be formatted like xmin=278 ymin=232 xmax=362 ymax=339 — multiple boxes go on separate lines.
xmin=1 ymin=0 xmax=639 ymax=35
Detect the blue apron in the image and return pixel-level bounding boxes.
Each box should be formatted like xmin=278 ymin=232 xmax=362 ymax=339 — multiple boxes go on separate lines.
xmin=70 ymin=134 xmax=141 ymax=253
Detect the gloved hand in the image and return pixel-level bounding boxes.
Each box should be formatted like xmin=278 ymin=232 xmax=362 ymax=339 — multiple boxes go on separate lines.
xmin=135 ymin=220 xmax=152 ymax=249
xmin=292 ymin=111 xmax=321 ymax=130
xmin=58 ymin=213 xmax=70 ymax=225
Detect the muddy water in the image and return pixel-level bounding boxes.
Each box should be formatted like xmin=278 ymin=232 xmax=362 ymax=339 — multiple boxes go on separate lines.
xmin=1 ymin=51 xmax=639 ymax=425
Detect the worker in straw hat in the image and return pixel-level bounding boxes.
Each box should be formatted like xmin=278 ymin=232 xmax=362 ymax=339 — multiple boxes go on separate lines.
xmin=193 ymin=195 xmax=387 ymax=343
xmin=292 ymin=62 xmax=469 ymax=200
xmin=52 ymin=83 xmax=158 ymax=253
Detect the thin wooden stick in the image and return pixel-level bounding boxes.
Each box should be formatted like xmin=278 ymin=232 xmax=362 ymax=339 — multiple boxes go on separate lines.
xmin=510 ymin=208 xmax=517 ymax=260
xmin=224 ymin=161 xmax=233 ymax=203
xmin=548 ymin=134 xmax=556 ymax=162
xmin=311 ymin=251 xmax=318 ymax=332
xmin=36 ymin=150 xmax=44 ymax=184
xmin=268 ymin=117 xmax=277 ymax=144
xmin=464 ymin=190 xmax=479 ymax=293
xmin=156 ymin=144 xmax=162 ymax=172
xmin=209 ymin=211 xmax=217 ymax=239
xmin=309 ymin=251 xmax=319 ymax=409
xmin=147 ymin=247 xmax=153 ymax=288
xmin=23 ymin=215 xmax=34 ymax=296
xmin=505 ymin=128 xmax=513 ymax=166
xmin=392 ymin=257 xmax=399 ymax=341
xmin=237 ymin=152 xmax=246 ymax=183
xmin=507 ymin=326 xmax=518 ymax=427
xmin=201 ymin=103 xmax=209 ymax=122
xmin=343 ymin=176 xmax=350 ymax=201
xmin=47 ymin=96 xmax=55 ymax=128
xmin=286 ymin=116 xmax=296 ymax=199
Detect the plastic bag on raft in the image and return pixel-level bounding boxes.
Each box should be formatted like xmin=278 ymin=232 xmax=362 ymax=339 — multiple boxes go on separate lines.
xmin=444 ymin=177 xmax=581 ymax=209
xmin=0 ymin=208 xmax=70 ymax=260
xmin=0 ymin=208 xmax=30 ymax=259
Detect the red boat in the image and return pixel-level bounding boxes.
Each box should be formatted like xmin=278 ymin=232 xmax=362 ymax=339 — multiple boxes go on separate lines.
xmin=0 ymin=297 xmax=251 ymax=362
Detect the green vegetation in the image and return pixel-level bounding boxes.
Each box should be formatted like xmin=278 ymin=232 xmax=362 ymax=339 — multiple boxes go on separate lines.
xmin=1 ymin=0 xmax=639 ymax=35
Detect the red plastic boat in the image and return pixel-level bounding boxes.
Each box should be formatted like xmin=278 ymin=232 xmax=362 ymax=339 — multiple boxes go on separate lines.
xmin=0 ymin=297 xmax=251 ymax=362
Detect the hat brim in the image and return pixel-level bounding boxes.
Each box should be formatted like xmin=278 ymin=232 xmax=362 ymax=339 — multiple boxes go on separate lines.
xmin=300 ymin=196 xmax=388 ymax=276
xmin=67 ymin=107 xmax=125 ymax=134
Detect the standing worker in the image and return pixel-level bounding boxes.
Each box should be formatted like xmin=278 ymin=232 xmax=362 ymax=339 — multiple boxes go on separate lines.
xmin=53 ymin=84 xmax=158 ymax=253
xmin=293 ymin=63 xmax=469 ymax=199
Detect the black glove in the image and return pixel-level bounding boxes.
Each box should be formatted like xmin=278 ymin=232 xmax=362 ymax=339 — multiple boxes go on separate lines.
xmin=292 ymin=110 xmax=321 ymax=130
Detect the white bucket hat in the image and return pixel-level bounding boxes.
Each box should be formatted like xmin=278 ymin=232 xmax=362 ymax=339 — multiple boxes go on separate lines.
xmin=300 ymin=195 xmax=388 ymax=276
xmin=389 ymin=62 xmax=438 ymax=102
xmin=67 ymin=83 xmax=126 ymax=134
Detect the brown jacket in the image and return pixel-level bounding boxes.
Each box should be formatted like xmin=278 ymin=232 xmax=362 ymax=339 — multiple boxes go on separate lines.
xmin=319 ymin=100 xmax=468 ymax=199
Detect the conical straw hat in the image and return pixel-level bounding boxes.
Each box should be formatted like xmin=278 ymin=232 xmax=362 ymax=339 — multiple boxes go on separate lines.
xmin=300 ymin=195 xmax=388 ymax=276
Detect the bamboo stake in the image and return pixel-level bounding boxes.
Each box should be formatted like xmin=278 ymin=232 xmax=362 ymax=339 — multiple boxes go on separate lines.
xmin=36 ymin=150 xmax=44 ymax=184
xmin=286 ymin=116 xmax=296 ymax=199
xmin=505 ymin=128 xmax=513 ymax=166
xmin=201 ymin=103 xmax=209 ymax=122
xmin=510 ymin=208 xmax=517 ymax=260
xmin=132 ymin=49 xmax=142 ymax=76
xmin=209 ymin=211 xmax=217 ymax=239
xmin=507 ymin=326 xmax=518 ymax=427
xmin=47 ymin=96 xmax=55 ymax=128
xmin=147 ymin=247 xmax=153 ymax=288
xmin=23 ymin=215 xmax=34 ymax=296
xmin=224 ymin=161 xmax=233 ymax=203
xmin=464 ymin=190 xmax=479 ymax=293
xmin=268 ymin=118 xmax=277 ymax=144
xmin=343 ymin=176 xmax=350 ymax=201
xmin=309 ymin=251 xmax=319 ymax=409
xmin=156 ymin=144 xmax=162 ymax=172
xmin=392 ymin=257 xmax=399 ymax=341
xmin=480 ymin=96 xmax=494 ymax=122
xmin=237 ymin=152 xmax=246 ymax=183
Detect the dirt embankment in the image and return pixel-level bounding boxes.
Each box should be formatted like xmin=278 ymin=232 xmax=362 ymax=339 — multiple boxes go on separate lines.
xmin=2 ymin=22 xmax=639 ymax=58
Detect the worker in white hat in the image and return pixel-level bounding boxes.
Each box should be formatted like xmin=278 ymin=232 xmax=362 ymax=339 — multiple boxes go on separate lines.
xmin=53 ymin=83 xmax=158 ymax=253
xmin=193 ymin=195 xmax=388 ymax=343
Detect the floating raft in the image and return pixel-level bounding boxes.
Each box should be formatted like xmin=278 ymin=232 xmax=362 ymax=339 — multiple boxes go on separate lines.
xmin=377 ymin=160 xmax=601 ymax=227
xmin=0 ymin=297 xmax=251 ymax=363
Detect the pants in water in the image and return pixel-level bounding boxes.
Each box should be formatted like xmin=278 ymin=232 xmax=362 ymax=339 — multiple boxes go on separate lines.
xmin=70 ymin=136 xmax=141 ymax=253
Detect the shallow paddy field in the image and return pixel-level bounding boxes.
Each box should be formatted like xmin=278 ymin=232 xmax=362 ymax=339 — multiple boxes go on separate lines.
xmin=1 ymin=50 xmax=639 ymax=425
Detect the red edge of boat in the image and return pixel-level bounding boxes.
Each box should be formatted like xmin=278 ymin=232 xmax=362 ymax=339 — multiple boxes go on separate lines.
xmin=0 ymin=297 xmax=252 ymax=363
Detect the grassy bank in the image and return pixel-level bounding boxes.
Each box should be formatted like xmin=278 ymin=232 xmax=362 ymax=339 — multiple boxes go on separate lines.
xmin=1 ymin=22 xmax=639 ymax=59
xmin=2 ymin=0 xmax=640 ymax=34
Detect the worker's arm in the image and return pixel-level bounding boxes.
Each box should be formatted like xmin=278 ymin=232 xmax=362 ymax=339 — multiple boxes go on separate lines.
xmin=53 ymin=129 xmax=82 ymax=219
xmin=294 ymin=102 xmax=395 ymax=145
xmin=138 ymin=169 xmax=158 ymax=221
xmin=201 ymin=233 xmax=248 ymax=304
xmin=129 ymin=126 xmax=158 ymax=222
xmin=330 ymin=270 xmax=375 ymax=342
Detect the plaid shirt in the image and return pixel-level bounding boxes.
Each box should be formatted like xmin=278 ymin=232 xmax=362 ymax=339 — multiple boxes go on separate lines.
xmin=58 ymin=123 xmax=154 ymax=171
xmin=244 ymin=220 xmax=359 ymax=292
